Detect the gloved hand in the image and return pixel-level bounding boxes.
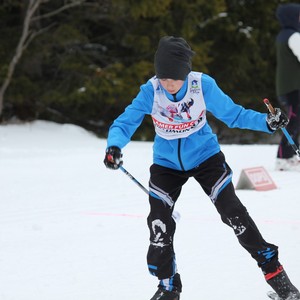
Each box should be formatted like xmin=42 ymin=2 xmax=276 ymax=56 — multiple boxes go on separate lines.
xmin=266 ymin=108 xmax=289 ymax=131
xmin=104 ymin=146 xmax=123 ymax=170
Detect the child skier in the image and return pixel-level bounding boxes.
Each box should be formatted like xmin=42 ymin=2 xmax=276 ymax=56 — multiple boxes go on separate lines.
xmin=104 ymin=36 xmax=300 ymax=300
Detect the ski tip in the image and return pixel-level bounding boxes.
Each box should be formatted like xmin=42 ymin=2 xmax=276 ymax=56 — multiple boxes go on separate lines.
xmin=267 ymin=291 xmax=278 ymax=300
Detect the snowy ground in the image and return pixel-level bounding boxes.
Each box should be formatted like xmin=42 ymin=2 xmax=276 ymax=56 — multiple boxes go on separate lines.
xmin=0 ymin=120 xmax=299 ymax=300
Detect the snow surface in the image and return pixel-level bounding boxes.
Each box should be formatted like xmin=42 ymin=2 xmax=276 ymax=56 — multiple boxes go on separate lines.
xmin=0 ymin=120 xmax=299 ymax=300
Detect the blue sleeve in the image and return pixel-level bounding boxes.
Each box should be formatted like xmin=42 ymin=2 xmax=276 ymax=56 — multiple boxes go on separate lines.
xmin=202 ymin=74 xmax=272 ymax=133
xmin=106 ymin=81 xmax=154 ymax=149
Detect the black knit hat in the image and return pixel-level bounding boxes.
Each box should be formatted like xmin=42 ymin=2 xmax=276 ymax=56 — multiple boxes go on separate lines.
xmin=154 ymin=36 xmax=195 ymax=80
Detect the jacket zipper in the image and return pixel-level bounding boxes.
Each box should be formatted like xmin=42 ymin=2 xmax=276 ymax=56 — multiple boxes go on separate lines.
xmin=177 ymin=139 xmax=185 ymax=171
xmin=172 ymin=94 xmax=185 ymax=171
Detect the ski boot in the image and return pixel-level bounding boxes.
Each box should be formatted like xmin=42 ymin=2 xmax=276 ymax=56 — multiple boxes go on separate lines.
xmin=150 ymin=288 xmax=180 ymax=300
xmin=266 ymin=265 xmax=300 ymax=300
xmin=150 ymin=273 xmax=181 ymax=300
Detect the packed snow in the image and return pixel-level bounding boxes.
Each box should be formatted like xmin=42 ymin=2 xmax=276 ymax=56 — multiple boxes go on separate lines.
xmin=0 ymin=120 xmax=299 ymax=300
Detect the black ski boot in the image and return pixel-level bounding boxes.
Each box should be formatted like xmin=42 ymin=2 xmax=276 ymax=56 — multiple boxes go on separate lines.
xmin=150 ymin=273 xmax=181 ymax=300
xmin=266 ymin=266 xmax=300 ymax=300
xmin=150 ymin=288 xmax=180 ymax=300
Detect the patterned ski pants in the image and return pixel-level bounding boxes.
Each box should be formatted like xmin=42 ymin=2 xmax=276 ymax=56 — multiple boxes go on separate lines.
xmin=147 ymin=151 xmax=280 ymax=280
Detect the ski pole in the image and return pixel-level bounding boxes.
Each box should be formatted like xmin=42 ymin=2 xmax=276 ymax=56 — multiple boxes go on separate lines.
xmin=119 ymin=165 xmax=180 ymax=221
xmin=119 ymin=165 xmax=150 ymax=195
xmin=264 ymin=98 xmax=300 ymax=158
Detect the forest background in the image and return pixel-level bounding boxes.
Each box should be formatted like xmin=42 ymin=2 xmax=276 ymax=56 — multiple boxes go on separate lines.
xmin=0 ymin=0 xmax=291 ymax=143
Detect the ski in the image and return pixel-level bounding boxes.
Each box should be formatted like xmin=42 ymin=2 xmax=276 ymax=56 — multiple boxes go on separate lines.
xmin=267 ymin=291 xmax=280 ymax=300
xmin=267 ymin=291 xmax=300 ymax=300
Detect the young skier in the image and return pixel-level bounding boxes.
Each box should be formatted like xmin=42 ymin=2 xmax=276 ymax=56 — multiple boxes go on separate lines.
xmin=104 ymin=36 xmax=300 ymax=300
xmin=274 ymin=3 xmax=300 ymax=171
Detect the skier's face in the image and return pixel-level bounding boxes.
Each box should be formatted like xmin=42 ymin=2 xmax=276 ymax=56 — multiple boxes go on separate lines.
xmin=159 ymin=79 xmax=184 ymax=95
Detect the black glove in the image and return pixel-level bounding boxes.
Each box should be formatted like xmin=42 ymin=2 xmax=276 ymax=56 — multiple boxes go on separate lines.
xmin=104 ymin=146 xmax=123 ymax=170
xmin=266 ymin=108 xmax=289 ymax=131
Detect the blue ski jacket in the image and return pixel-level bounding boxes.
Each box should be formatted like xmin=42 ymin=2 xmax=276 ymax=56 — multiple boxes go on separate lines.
xmin=106 ymin=73 xmax=272 ymax=171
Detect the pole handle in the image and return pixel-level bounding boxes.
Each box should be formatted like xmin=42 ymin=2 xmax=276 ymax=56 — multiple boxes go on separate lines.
xmin=263 ymin=98 xmax=275 ymax=115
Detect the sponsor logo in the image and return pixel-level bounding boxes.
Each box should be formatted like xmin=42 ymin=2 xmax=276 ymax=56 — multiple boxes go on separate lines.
xmin=190 ymin=79 xmax=201 ymax=94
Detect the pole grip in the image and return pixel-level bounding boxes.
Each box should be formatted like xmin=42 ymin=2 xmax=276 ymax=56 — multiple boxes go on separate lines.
xmin=263 ymin=98 xmax=275 ymax=115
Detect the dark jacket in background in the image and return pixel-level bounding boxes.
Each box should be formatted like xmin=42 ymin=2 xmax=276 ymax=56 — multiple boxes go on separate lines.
xmin=276 ymin=3 xmax=300 ymax=97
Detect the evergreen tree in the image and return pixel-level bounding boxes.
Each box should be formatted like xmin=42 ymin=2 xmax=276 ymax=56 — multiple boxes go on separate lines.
xmin=0 ymin=0 xmax=288 ymax=143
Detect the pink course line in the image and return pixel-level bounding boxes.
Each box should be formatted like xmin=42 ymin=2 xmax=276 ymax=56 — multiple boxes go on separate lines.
xmin=82 ymin=211 xmax=145 ymax=218
xmin=82 ymin=212 xmax=300 ymax=225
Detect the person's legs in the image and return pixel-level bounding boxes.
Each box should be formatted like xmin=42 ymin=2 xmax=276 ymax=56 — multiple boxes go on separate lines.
xmin=147 ymin=164 xmax=188 ymax=297
xmin=193 ymin=152 xmax=279 ymax=271
xmin=214 ymin=183 xmax=280 ymax=272
xmin=277 ymin=90 xmax=300 ymax=163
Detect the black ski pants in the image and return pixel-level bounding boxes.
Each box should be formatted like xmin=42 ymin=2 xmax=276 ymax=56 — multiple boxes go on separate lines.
xmin=147 ymin=151 xmax=279 ymax=280
xmin=277 ymin=89 xmax=300 ymax=158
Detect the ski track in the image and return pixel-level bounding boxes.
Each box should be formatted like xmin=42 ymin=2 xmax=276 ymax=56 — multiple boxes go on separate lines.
xmin=0 ymin=121 xmax=299 ymax=300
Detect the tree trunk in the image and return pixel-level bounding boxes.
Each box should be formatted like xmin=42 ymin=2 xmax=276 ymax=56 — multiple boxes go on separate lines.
xmin=0 ymin=0 xmax=41 ymax=118
xmin=0 ymin=0 xmax=85 ymax=119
